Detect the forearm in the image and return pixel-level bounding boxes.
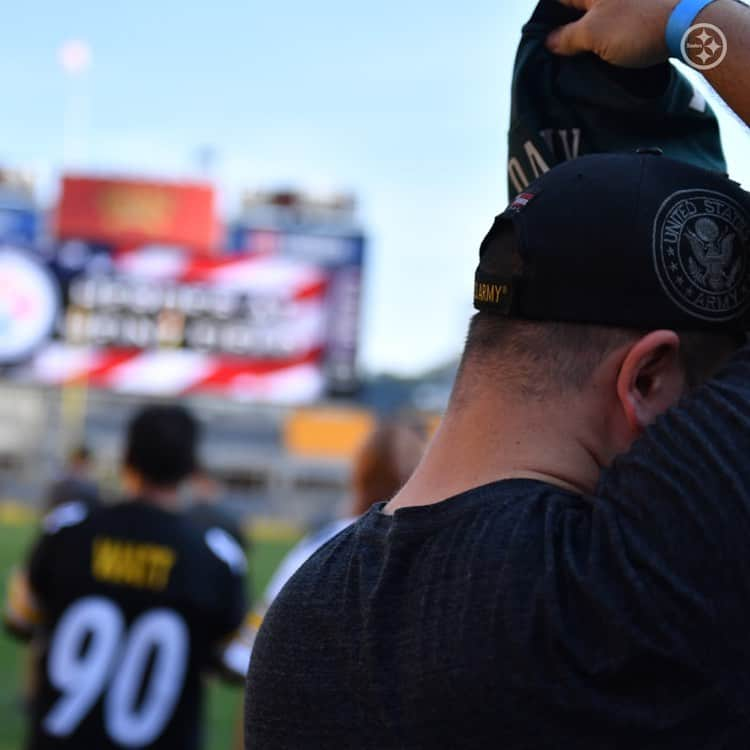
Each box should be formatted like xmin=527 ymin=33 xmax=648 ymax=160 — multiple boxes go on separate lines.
xmin=696 ymin=0 xmax=750 ymax=124
xmin=600 ymin=345 xmax=750 ymax=557
xmin=548 ymin=0 xmax=750 ymax=126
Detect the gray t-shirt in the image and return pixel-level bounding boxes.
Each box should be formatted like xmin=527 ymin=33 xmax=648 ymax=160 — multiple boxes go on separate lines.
xmin=246 ymin=347 xmax=750 ymax=749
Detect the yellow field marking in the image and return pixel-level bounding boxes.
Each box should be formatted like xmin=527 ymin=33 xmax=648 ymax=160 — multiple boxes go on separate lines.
xmin=245 ymin=518 xmax=304 ymax=543
xmin=0 ymin=502 xmax=38 ymax=527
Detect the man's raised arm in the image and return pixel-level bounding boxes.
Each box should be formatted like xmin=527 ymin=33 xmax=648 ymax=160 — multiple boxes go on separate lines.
xmin=546 ymin=0 xmax=750 ymax=126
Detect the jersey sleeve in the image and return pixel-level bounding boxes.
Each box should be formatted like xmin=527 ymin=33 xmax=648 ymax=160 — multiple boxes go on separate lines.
xmin=596 ymin=344 xmax=750 ymax=693
xmin=203 ymin=526 xmax=250 ymax=680
xmin=216 ymin=556 xmax=248 ymax=638
xmin=28 ymin=501 xmax=90 ymax=601
xmin=27 ymin=528 xmax=55 ymax=607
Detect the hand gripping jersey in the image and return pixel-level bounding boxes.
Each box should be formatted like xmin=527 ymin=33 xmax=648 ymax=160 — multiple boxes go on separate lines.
xmin=507 ymin=0 xmax=727 ymax=200
xmin=17 ymin=499 xmax=248 ymax=750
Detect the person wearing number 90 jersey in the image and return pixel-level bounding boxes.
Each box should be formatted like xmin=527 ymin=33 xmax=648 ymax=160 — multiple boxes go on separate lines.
xmin=4 ymin=405 xmax=250 ymax=750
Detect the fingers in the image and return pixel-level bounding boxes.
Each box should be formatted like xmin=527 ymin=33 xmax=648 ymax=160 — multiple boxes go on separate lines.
xmin=554 ymin=0 xmax=595 ymax=9
xmin=547 ymin=0 xmax=596 ymax=56
xmin=546 ymin=20 xmax=591 ymax=56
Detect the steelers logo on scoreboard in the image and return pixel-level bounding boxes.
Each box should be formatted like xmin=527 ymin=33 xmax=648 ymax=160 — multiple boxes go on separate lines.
xmin=0 ymin=247 xmax=60 ymax=363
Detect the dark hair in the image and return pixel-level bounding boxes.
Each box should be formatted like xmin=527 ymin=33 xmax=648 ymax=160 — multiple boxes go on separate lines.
xmin=124 ymin=404 xmax=199 ymax=488
xmin=457 ymin=313 xmax=740 ymax=397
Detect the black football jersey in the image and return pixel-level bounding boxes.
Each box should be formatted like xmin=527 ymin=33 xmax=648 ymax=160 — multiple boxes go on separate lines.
xmin=26 ymin=498 xmax=248 ymax=750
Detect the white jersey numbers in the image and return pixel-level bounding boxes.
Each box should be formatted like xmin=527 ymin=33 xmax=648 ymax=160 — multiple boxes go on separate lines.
xmin=44 ymin=597 xmax=122 ymax=737
xmin=43 ymin=596 xmax=188 ymax=746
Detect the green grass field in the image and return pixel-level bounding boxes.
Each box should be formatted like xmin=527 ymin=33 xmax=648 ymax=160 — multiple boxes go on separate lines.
xmin=0 ymin=518 xmax=298 ymax=750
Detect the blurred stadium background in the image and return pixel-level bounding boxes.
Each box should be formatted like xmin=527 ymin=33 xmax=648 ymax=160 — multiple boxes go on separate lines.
xmin=0 ymin=162 xmax=450 ymax=747
xmin=0 ymin=167 xmax=450 ymax=522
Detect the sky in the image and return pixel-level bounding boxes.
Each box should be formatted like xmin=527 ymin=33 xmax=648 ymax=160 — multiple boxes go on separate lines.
xmin=1 ymin=0 xmax=748 ymax=375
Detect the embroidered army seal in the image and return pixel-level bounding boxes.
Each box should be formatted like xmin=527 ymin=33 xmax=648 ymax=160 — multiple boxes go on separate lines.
xmin=653 ymin=189 xmax=750 ymax=322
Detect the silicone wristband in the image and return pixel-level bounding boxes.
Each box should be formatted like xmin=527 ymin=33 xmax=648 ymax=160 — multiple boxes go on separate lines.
xmin=665 ymin=0 xmax=720 ymax=59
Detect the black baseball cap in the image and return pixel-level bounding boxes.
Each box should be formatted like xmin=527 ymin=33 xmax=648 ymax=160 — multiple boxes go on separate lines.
xmin=475 ymin=152 xmax=750 ymax=332
xmin=508 ymin=0 xmax=727 ymax=200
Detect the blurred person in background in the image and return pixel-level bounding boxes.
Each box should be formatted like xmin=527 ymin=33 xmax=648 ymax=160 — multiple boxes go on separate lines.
xmin=4 ymin=404 xmax=250 ymax=750
xmin=44 ymin=444 xmax=99 ymax=513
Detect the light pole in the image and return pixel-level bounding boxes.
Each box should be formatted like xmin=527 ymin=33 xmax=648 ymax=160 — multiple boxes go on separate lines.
xmin=57 ymin=39 xmax=93 ymax=457
xmin=58 ymin=39 xmax=92 ymax=168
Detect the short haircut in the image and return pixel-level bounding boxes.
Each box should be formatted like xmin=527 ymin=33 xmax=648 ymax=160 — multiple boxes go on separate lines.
xmin=457 ymin=312 xmax=741 ymax=399
xmin=124 ymin=404 xmax=199 ymax=488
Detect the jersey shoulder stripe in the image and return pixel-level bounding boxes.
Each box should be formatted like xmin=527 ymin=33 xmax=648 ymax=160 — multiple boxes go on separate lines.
xmin=42 ymin=501 xmax=89 ymax=535
xmin=204 ymin=527 xmax=246 ymax=575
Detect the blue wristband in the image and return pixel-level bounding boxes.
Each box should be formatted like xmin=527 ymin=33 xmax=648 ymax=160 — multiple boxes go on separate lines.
xmin=665 ymin=0 xmax=720 ymax=59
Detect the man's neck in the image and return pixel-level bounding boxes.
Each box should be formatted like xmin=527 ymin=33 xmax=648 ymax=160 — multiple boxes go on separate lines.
xmin=385 ymin=394 xmax=604 ymax=515
xmin=130 ymin=485 xmax=181 ymax=511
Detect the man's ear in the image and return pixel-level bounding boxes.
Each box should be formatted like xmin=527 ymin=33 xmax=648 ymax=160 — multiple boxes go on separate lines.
xmin=616 ymin=330 xmax=684 ymax=433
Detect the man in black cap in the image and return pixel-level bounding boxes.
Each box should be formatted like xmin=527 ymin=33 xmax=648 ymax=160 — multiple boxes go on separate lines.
xmin=246 ymin=152 xmax=750 ymax=747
